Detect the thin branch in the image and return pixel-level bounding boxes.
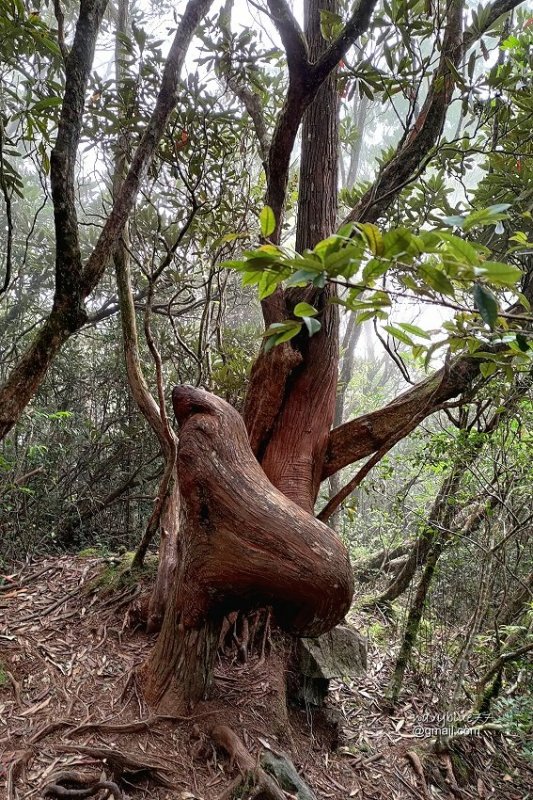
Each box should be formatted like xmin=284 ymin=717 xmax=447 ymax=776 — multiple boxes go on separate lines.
xmin=313 ymin=0 xmax=378 ymax=84
xmin=319 ymin=401 xmax=447 ymax=523
xmin=53 ymin=0 xmax=68 ymax=61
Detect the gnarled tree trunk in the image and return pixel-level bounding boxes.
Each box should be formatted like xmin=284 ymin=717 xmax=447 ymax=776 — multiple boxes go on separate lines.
xmin=139 ymin=386 xmax=353 ymax=712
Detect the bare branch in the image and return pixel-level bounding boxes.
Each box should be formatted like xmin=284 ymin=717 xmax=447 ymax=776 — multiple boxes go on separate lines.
xmin=318 ymin=403 xmax=443 ymax=522
xmin=81 ymin=0 xmax=215 ymax=294
xmin=266 ymin=0 xmax=308 ymax=74
xmin=313 ymin=0 xmax=378 ymax=84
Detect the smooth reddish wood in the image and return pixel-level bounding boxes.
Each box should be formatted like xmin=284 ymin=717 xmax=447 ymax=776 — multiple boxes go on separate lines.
xmin=140 ymin=386 xmax=353 ymax=711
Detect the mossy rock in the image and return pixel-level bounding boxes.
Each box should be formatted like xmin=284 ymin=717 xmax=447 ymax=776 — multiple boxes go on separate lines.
xmin=261 ymin=751 xmax=316 ymax=800
xmin=78 ymin=546 xmax=106 ymax=558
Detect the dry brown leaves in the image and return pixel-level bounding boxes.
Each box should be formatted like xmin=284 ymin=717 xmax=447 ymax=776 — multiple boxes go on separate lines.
xmin=0 ymin=556 xmax=531 ymax=800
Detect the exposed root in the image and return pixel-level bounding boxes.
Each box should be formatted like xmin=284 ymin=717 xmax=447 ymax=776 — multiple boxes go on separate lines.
xmin=5 ymin=670 xmax=22 ymax=707
xmin=212 ymin=724 xmax=286 ymax=800
xmin=6 ymin=749 xmax=33 ymax=800
xmin=405 ymin=750 xmax=430 ymax=799
xmin=43 ymin=771 xmax=122 ymax=799
xmin=53 ymin=744 xmax=175 ymax=788
xmin=441 ymin=753 xmax=468 ymax=798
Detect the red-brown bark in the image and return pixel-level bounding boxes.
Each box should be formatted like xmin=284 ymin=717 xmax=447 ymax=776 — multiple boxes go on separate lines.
xmin=140 ymin=386 xmax=353 ymax=711
xmin=322 ymin=355 xmax=481 ymax=479
xmin=244 ymin=0 xmax=341 ymax=512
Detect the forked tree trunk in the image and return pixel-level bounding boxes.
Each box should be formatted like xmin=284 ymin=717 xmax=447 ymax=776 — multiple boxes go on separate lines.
xmin=244 ymin=0 xmax=340 ymax=513
xmin=139 ymin=386 xmax=353 ymax=712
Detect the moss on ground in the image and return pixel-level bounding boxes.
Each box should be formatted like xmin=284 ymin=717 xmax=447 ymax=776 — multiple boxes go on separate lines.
xmin=86 ymin=551 xmax=158 ymax=595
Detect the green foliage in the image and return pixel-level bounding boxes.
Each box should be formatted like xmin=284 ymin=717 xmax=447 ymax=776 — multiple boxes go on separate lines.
xmin=368 ymin=620 xmax=389 ymax=644
xmin=224 ymin=209 xmax=531 ymax=372
xmin=493 ymin=697 xmax=533 ymax=760
xmin=259 ymin=206 xmax=276 ymax=238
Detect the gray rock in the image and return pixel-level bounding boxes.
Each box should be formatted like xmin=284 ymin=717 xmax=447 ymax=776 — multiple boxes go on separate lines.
xmin=291 ymin=625 xmax=367 ymax=707
xmin=261 ymin=751 xmax=317 ymax=800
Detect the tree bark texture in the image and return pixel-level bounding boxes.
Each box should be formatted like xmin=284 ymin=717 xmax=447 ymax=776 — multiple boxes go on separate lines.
xmin=245 ymin=0 xmax=340 ymax=513
xmin=140 ymin=386 xmax=353 ymax=711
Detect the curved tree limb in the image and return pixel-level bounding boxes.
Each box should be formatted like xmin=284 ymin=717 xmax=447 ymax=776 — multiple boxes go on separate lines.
xmin=313 ymin=0 xmax=379 ymax=84
xmin=50 ymin=0 xmax=107 ymax=321
xmin=322 ymin=355 xmax=480 ymax=479
xmin=344 ymin=0 xmax=526 ymax=227
xmin=266 ymin=0 xmax=309 ymax=73
xmin=344 ymin=0 xmax=464 ymax=226
xmin=264 ymin=0 xmax=379 ymax=239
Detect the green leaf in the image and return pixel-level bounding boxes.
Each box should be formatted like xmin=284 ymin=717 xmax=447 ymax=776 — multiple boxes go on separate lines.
xmin=319 ymin=9 xmax=344 ymax=41
xmin=480 ymin=361 xmax=498 ymax=378
xmin=398 ymin=322 xmax=431 ymax=340
xmin=475 ymin=261 xmax=522 ymax=287
xmin=302 ymin=316 xmax=321 ymax=337
xmin=32 ymin=96 xmax=62 ymax=112
xmin=355 ymin=222 xmax=384 ymax=256
xmin=362 ymin=258 xmax=388 ymax=283
xmin=258 ymin=271 xmax=280 ymax=300
xmin=436 ymin=231 xmax=480 ymax=265
xmin=462 ymin=204 xmax=510 ymax=232
xmin=383 ymin=325 xmax=414 ymax=347
xmin=259 ymin=206 xmax=276 ymax=238
xmin=418 ymin=264 xmax=455 ymax=296
xmin=473 ymin=283 xmax=499 ymax=330
xmin=285 ymin=268 xmax=326 ymax=288
xmin=381 ymin=228 xmax=413 ymax=258
xmin=294 ymin=302 xmax=318 ymax=318
xmin=442 ymin=214 xmax=466 ymax=228
xmin=263 ymin=322 xmax=302 ymax=352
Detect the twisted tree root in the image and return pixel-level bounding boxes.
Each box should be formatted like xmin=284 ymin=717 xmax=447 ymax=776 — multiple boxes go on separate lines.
xmin=212 ymin=724 xmax=286 ymax=800
xmin=43 ymin=771 xmax=122 ymax=799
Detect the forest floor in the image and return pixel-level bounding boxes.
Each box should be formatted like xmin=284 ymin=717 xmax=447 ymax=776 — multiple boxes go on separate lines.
xmin=0 ymin=555 xmax=531 ymax=800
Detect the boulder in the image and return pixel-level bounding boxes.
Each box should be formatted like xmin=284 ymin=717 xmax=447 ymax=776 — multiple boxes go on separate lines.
xmin=291 ymin=624 xmax=367 ymax=707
